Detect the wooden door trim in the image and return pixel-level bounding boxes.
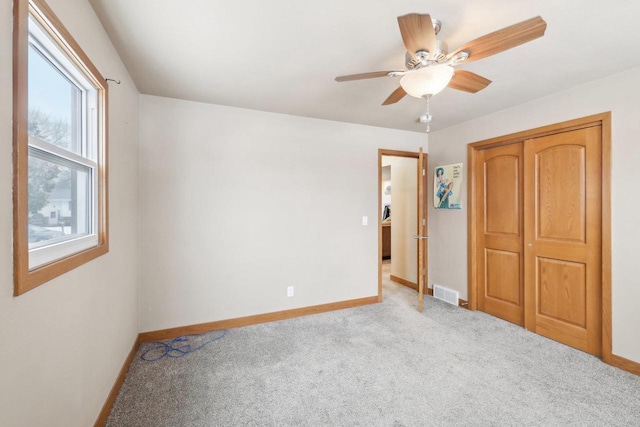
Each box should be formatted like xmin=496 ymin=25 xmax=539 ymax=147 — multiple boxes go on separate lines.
xmin=467 ymin=112 xmax=612 ymax=361
xmin=378 ymin=149 xmax=420 ymax=302
xmin=418 ymin=148 xmax=427 ymax=312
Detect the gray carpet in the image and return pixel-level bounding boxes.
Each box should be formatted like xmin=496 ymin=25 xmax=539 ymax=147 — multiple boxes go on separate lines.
xmin=107 ymin=274 xmax=640 ymax=426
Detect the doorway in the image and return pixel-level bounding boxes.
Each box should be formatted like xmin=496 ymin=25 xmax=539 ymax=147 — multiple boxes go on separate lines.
xmin=467 ymin=113 xmax=612 ymax=360
xmin=378 ymin=149 xmax=428 ymax=311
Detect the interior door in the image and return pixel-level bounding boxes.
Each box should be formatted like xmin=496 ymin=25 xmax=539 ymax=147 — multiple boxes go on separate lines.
xmin=524 ymin=126 xmax=602 ymax=355
xmin=417 ymin=148 xmax=428 ymax=312
xmin=476 ymin=143 xmax=525 ymax=325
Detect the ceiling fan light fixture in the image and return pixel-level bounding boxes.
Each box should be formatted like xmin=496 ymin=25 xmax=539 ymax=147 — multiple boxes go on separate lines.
xmin=399 ymin=65 xmax=454 ymax=98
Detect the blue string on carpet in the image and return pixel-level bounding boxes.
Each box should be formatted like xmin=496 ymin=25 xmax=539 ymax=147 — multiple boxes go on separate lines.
xmin=139 ymin=329 xmax=228 ymax=362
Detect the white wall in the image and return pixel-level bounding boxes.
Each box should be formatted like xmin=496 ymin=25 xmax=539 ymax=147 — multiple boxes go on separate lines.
xmin=381 ymin=165 xmax=391 ymax=208
xmin=383 ymin=156 xmax=418 ymax=284
xmin=0 ymin=1 xmax=140 ymax=426
xmin=139 ymin=95 xmax=425 ymax=332
xmin=428 ymin=66 xmax=640 ymax=364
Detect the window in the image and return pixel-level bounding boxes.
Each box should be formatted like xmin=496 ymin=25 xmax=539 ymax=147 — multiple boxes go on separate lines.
xmin=13 ymin=0 xmax=108 ymax=295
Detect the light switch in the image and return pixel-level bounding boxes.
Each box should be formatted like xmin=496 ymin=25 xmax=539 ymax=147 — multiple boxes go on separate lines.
xmin=362 ymin=216 xmax=368 ymax=226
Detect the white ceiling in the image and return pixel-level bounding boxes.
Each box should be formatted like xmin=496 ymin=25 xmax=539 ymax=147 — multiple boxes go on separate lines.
xmin=89 ymin=0 xmax=640 ymax=133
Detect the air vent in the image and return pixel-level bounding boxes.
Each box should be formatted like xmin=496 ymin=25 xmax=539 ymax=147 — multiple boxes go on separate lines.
xmin=433 ymin=284 xmax=459 ymax=306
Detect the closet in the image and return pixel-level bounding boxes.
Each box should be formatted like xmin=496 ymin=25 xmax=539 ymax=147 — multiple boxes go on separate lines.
xmin=468 ymin=114 xmax=611 ymax=358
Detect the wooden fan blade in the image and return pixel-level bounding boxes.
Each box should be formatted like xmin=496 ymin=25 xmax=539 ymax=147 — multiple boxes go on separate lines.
xmin=382 ymin=86 xmax=407 ymax=105
xmin=397 ymin=13 xmax=437 ymax=59
xmin=448 ymin=16 xmax=546 ymax=64
xmin=335 ymin=71 xmax=400 ymax=82
xmin=448 ymin=70 xmax=492 ymax=93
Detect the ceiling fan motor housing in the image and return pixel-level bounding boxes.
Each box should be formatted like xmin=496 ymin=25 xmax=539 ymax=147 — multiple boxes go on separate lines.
xmin=406 ymin=40 xmax=449 ymax=69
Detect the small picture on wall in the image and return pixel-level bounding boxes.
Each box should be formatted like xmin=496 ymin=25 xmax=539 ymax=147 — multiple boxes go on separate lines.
xmin=434 ymin=163 xmax=463 ymax=209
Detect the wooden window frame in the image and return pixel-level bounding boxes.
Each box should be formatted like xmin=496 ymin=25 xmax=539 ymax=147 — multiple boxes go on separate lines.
xmin=13 ymin=0 xmax=109 ymax=295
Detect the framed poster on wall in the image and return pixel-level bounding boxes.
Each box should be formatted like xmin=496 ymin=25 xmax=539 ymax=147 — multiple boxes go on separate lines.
xmin=434 ymin=163 xmax=463 ymax=209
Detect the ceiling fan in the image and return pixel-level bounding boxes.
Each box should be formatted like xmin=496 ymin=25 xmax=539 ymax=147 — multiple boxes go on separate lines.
xmin=335 ymin=14 xmax=547 ymax=105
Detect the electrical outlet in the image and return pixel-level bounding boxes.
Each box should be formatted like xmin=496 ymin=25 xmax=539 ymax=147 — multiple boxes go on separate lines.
xmin=287 ymin=286 xmax=294 ymax=297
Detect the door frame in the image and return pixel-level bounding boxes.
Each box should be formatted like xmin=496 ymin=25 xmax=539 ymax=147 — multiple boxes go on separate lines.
xmin=378 ymin=149 xmax=424 ymax=302
xmin=466 ymin=112 xmax=612 ymax=362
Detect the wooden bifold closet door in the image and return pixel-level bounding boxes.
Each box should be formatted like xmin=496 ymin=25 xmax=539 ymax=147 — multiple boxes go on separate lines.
xmin=476 ymin=143 xmax=525 ymax=326
xmin=524 ymin=126 xmax=602 ymax=356
xmin=475 ymin=125 xmax=602 ymax=356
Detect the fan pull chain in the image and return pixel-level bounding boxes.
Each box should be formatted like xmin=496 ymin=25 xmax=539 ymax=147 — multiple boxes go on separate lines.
xmin=421 ymin=95 xmax=433 ymax=133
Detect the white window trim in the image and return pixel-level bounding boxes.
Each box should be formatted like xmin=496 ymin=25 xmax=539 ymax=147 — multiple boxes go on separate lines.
xmin=26 ymin=14 xmax=101 ymax=270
